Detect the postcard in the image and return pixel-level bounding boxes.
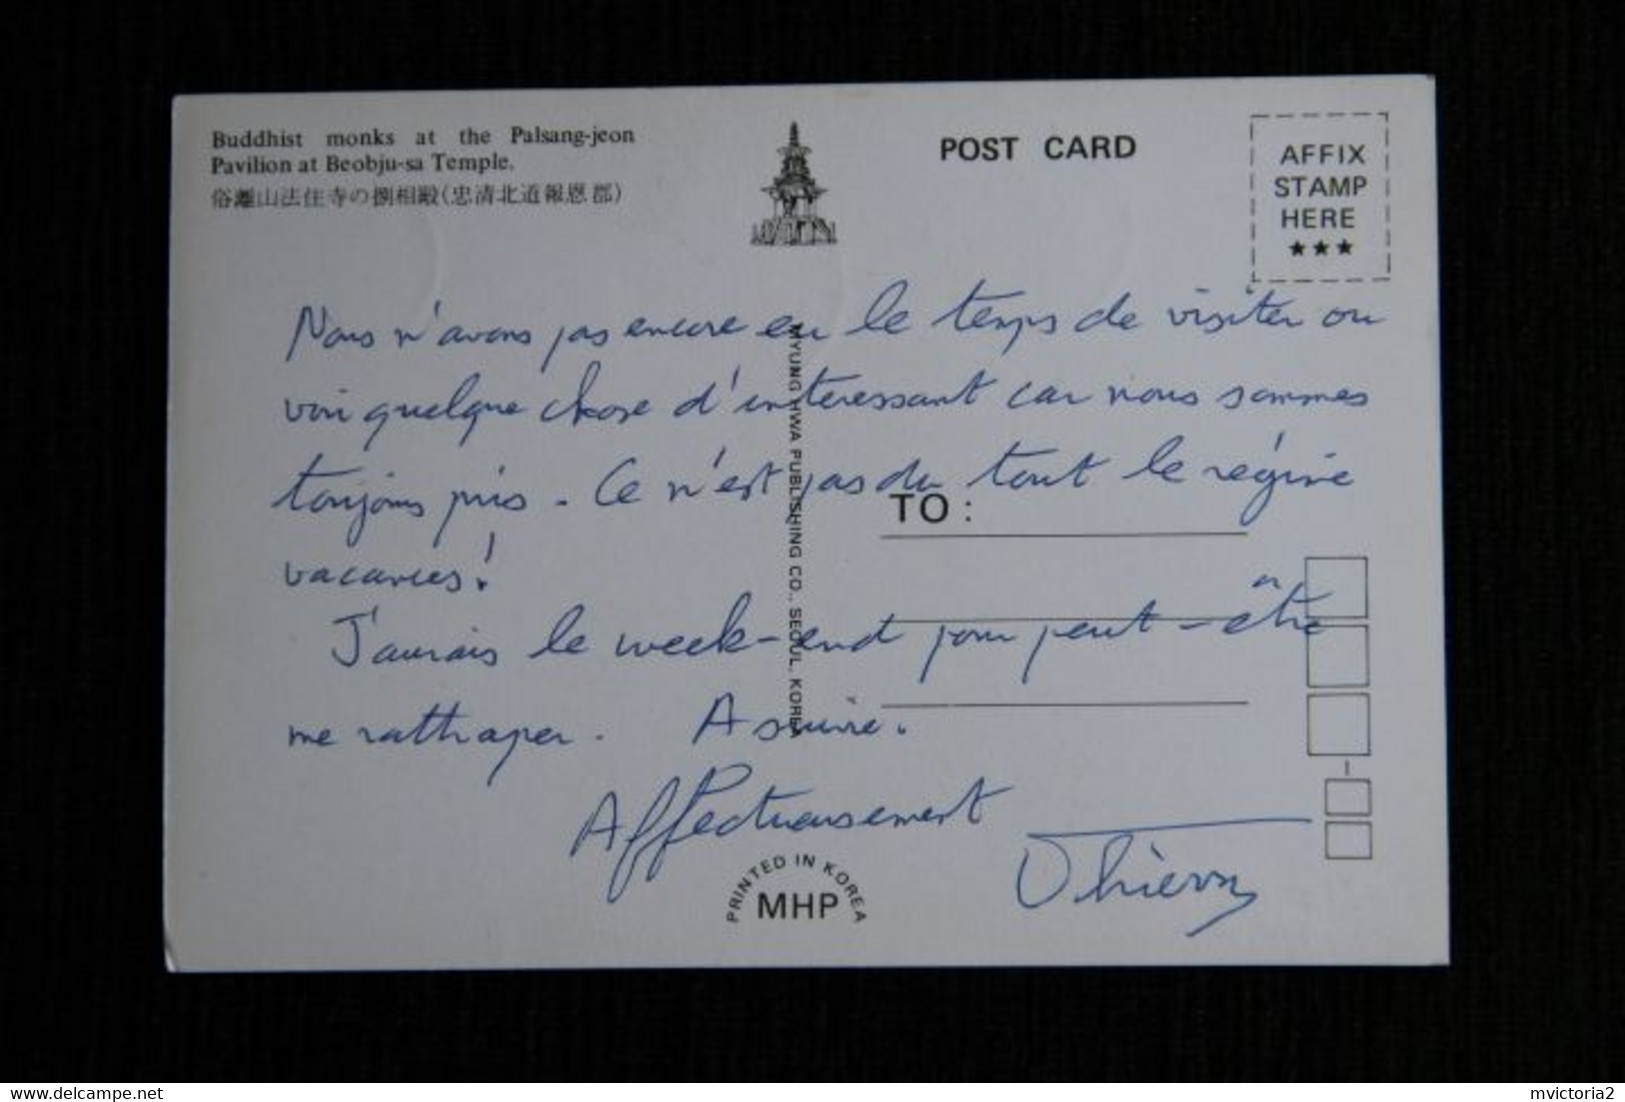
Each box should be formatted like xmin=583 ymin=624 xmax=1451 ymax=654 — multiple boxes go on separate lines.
xmin=167 ymin=77 xmax=1445 ymax=968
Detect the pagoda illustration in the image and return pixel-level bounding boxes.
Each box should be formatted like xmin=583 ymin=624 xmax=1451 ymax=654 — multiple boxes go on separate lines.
xmin=751 ymin=122 xmax=837 ymax=246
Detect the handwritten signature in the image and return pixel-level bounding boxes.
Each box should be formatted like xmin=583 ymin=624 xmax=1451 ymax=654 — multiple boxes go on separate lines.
xmin=1015 ymin=816 xmax=1311 ymax=936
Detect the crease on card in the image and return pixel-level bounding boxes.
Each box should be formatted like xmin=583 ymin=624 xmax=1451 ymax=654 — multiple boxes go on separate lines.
xmin=398 ymin=207 xmax=446 ymax=341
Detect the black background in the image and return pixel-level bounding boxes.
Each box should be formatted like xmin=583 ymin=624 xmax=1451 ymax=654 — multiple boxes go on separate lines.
xmin=11 ymin=0 xmax=1622 ymax=1082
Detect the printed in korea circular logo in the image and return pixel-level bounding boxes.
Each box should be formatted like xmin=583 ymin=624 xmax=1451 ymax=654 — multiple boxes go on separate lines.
xmin=723 ymin=852 xmax=869 ymax=925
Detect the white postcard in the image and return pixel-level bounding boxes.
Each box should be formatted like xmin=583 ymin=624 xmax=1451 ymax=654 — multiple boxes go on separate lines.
xmin=167 ymin=77 xmax=1446 ymax=968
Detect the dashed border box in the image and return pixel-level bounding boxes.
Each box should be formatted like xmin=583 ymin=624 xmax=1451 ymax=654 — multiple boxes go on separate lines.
xmin=1307 ymin=692 xmax=1371 ymax=756
xmin=1325 ymin=820 xmax=1374 ymax=860
xmin=1305 ymin=555 xmax=1369 ymax=620
xmin=1249 ymin=110 xmax=1391 ymax=285
xmin=1307 ymin=623 xmax=1370 ymax=688
xmin=1324 ymin=777 xmax=1373 ymax=817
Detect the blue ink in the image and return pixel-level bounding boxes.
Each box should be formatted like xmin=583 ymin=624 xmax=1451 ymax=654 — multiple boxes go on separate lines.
xmin=567 ymin=324 xmax=611 ymax=348
xmin=1215 ymin=384 xmax=1368 ymax=411
xmin=287 ymin=725 xmax=336 ymax=747
xmin=793 ymin=613 xmax=905 ymax=655
xmin=613 ymin=591 xmax=777 ymax=659
xmin=1321 ymin=304 xmax=1384 ymax=327
xmin=803 ymin=366 xmax=998 ymax=412
xmin=329 ymin=603 xmax=498 ymax=669
xmin=782 ymin=458 xmax=945 ymax=508
xmin=803 ymin=470 xmax=866 ymax=500
xmin=1217 ymin=579 xmax=1325 ymax=636
xmin=711 ymin=454 xmax=783 ymax=503
xmin=284 ymin=303 xmax=375 ymax=363
xmin=872 ymin=458 xmax=944 ymax=496
xmin=570 ymin=762 xmax=1011 ymax=902
xmin=1006 ymin=379 xmax=1092 ymax=410
xmin=357 ymin=699 xmax=573 ymax=786
xmin=537 ymin=360 xmax=654 ymax=428
xmin=393 ymin=314 xmax=430 ymax=349
xmin=594 ymin=456 xmax=642 ymax=506
xmin=1014 ymin=816 xmax=1311 ymax=936
xmin=284 ymin=559 xmax=463 ymax=594
xmin=283 ymin=392 xmax=353 ymax=425
xmin=665 ymin=446 xmax=787 ymax=504
xmin=432 ymin=480 xmax=527 ymax=548
xmin=690 ymin=692 xmax=895 ymax=745
xmin=1071 ymin=290 xmax=1141 ymax=334
xmin=269 ymin=453 xmax=426 ymax=548
xmin=1120 ymin=434 xmax=1188 ymax=485
xmin=665 ymin=475 xmax=706 ymax=501
xmin=732 ymin=390 xmax=792 ymax=414
xmin=537 ymin=326 xmax=565 ymax=375
xmin=624 ymin=314 xmax=748 ymax=340
xmin=672 ymin=377 xmax=722 ymax=418
xmin=599 ymin=453 xmax=946 ymax=512
xmin=527 ymin=602 xmax=590 ymax=658
xmin=1201 ymin=430 xmax=1354 ymax=526
xmin=1106 ymin=383 xmax=1199 ymax=407
xmin=929 ymin=582 xmax=1325 ymax=687
xmin=966 ymin=441 xmax=1110 ymax=491
xmin=918 ymin=623 xmax=1020 ymax=684
xmin=758 ymin=314 xmax=829 ymax=341
xmin=536 ymin=321 xmax=613 ymax=376
xmin=931 ymin=278 xmax=1060 ymax=355
xmin=1019 ymin=600 xmax=1160 ymax=684
xmin=359 ymin=372 xmax=526 ymax=451
xmin=393 ymin=299 xmax=535 ymax=349
xmin=844 ymin=278 xmax=913 ymax=337
xmin=1166 ymin=287 xmax=1304 ymax=334
xmin=435 ymin=314 xmax=533 ymax=348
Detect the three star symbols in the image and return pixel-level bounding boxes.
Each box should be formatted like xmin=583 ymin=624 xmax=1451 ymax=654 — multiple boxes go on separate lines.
xmin=1290 ymin=239 xmax=1354 ymax=257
